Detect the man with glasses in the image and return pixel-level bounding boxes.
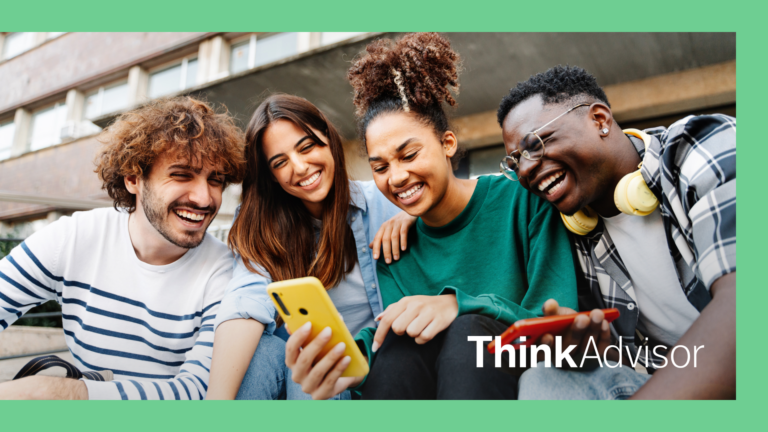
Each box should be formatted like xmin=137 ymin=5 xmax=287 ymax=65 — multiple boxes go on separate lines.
xmin=496 ymin=66 xmax=735 ymax=399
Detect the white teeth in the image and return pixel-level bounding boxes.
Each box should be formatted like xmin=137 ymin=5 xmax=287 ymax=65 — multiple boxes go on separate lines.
xmin=547 ymin=181 xmax=564 ymax=196
xmin=397 ymin=184 xmax=423 ymax=199
xmin=538 ymin=171 xmax=564 ymax=192
xmin=175 ymin=210 xmax=204 ymax=222
xmin=300 ymin=171 xmax=321 ymax=187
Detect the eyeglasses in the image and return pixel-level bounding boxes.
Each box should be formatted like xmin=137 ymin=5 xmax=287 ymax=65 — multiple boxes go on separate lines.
xmin=500 ymin=103 xmax=590 ymax=181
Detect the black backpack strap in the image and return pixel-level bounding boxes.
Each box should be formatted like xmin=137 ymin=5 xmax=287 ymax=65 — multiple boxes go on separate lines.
xmin=13 ymin=355 xmax=109 ymax=381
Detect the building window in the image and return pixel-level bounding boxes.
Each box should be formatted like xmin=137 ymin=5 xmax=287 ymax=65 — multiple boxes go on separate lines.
xmin=29 ymin=102 xmax=67 ymax=152
xmin=185 ymin=58 xmax=199 ymax=89
xmin=84 ymin=81 xmax=129 ymax=119
xmin=230 ymin=37 xmax=253 ymax=74
xmin=469 ymin=145 xmax=506 ymax=178
xmin=2 ymin=32 xmax=36 ymax=60
xmin=456 ymin=144 xmax=507 ymax=179
xmin=320 ymin=32 xmax=365 ymax=46
xmin=254 ymin=33 xmax=298 ymax=66
xmin=0 ymin=120 xmax=15 ymax=161
xmin=229 ymin=33 xmax=299 ymax=74
xmin=148 ymin=57 xmax=199 ymax=99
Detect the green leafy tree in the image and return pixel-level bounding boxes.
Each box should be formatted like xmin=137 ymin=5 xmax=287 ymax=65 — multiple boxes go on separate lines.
xmin=0 ymin=237 xmax=19 ymax=259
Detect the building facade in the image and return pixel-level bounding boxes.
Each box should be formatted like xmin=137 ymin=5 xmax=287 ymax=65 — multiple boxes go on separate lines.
xmin=0 ymin=32 xmax=736 ymax=238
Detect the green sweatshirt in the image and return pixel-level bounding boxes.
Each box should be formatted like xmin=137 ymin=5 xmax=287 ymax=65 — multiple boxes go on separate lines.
xmin=355 ymin=174 xmax=578 ymax=365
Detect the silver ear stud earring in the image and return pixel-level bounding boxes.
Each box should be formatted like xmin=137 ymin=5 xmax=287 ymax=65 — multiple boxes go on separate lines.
xmin=602 ymin=128 xmax=609 ymax=134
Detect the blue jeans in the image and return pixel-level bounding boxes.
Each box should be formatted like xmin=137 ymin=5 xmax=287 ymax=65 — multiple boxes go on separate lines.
xmin=235 ymin=332 xmax=351 ymax=400
xmin=518 ymin=361 xmax=651 ymax=400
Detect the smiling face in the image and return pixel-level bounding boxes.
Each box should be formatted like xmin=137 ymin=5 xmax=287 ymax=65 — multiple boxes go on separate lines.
xmin=501 ymin=96 xmax=614 ymax=216
xmin=261 ymin=119 xmax=335 ymax=217
xmin=366 ymin=112 xmax=456 ymax=218
xmin=135 ymin=153 xmax=224 ymax=249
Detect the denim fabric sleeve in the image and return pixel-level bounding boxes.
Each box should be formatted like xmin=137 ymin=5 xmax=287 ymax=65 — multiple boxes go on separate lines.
xmin=212 ymin=254 xmax=278 ymax=335
xmin=357 ymin=181 xmax=403 ymax=233
xmin=349 ymin=180 xmax=403 ymax=319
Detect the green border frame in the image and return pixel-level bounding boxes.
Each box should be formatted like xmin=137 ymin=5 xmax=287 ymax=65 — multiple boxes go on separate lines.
xmin=1 ymin=1 xmax=759 ymax=430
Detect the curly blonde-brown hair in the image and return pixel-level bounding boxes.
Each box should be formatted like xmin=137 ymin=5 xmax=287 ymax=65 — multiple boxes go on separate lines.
xmin=94 ymin=97 xmax=246 ymax=212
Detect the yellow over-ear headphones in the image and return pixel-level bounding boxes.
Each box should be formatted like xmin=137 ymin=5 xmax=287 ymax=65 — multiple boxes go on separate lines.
xmin=560 ymin=206 xmax=598 ymax=236
xmin=561 ymin=128 xmax=659 ymax=236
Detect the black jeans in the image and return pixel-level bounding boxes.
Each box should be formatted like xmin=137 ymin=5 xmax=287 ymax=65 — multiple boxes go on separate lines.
xmin=361 ymin=314 xmax=519 ymax=400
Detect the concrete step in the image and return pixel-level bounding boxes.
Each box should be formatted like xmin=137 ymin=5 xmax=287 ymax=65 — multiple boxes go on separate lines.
xmin=0 ymin=326 xmax=67 ymax=357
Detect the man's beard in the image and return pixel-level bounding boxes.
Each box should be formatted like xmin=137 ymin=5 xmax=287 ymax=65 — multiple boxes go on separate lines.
xmin=141 ymin=181 xmax=213 ymax=249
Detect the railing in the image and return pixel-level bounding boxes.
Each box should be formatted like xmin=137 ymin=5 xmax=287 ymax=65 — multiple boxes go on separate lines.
xmin=0 ymin=191 xmax=111 ymax=210
xmin=0 ymin=350 xmax=70 ymax=361
xmin=1 ymin=239 xmax=63 ymax=324
xmin=207 ymin=223 xmax=232 ymax=243
xmin=18 ymin=312 xmax=62 ymax=319
xmin=0 ymin=238 xmax=67 ymax=361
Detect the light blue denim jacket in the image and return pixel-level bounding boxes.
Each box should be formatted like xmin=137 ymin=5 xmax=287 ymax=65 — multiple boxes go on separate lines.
xmin=213 ymin=180 xmax=402 ymax=335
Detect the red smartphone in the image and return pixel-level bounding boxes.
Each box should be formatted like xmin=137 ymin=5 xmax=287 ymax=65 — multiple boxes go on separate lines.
xmin=487 ymin=308 xmax=620 ymax=354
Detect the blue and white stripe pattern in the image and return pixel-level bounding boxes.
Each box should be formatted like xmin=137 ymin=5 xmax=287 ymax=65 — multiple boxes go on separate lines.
xmin=0 ymin=208 xmax=233 ymax=399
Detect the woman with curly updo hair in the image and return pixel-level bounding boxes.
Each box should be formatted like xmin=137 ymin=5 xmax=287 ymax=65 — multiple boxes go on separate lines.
xmin=286 ymin=33 xmax=579 ymax=400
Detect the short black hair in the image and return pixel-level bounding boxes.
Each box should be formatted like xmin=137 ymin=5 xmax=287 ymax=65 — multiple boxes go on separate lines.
xmin=497 ymin=65 xmax=610 ymax=126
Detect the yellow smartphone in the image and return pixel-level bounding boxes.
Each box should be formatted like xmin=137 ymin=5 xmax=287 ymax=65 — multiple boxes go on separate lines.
xmin=267 ymin=277 xmax=369 ymax=377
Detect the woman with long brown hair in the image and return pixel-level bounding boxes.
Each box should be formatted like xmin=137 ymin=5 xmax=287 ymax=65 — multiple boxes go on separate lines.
xmin=284 ymin=33 xmax=578 ymax=400
xmin=206 ymin=94 xmax=413 ymax=399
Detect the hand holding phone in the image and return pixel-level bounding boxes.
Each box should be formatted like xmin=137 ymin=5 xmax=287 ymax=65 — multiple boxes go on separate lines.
xmin=488 ymin=301 xmax=619 ymax=371
xmin=537 ymin=301 xmax=616 ymax=366
xmin=268 ymin=277 xmax=368 ymax=399
xmin=488 ymin=306 xmax=619 ymax=353
xmin=268 ymin=277 xmax=369 ymax=377
xmin=284 ymin=321 xmax=364 ymax=399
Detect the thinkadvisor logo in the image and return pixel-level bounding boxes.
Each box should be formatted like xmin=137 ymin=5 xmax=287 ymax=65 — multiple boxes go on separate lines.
xmin=469 ymin=336 xmax=704 ymax=369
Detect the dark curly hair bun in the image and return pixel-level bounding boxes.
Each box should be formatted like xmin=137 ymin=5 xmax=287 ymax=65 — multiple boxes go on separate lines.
xmin=348 ymin=32 xmax=461 ymax=118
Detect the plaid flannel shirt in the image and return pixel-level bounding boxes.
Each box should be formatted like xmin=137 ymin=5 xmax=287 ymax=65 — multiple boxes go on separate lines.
xmin=573 ymin=114 xmax=736 ymax=370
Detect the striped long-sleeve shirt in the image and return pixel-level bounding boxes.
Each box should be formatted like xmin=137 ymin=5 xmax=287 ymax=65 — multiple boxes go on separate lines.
xmin=0 ymin=208 xmax=233 ymax=399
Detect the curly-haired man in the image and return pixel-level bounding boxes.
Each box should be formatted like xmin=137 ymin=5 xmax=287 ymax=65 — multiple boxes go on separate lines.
xmin=0 ymin=97 xmax=245 ymax=399
xmin=497 ymin=66 xmax=735 ymax=399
